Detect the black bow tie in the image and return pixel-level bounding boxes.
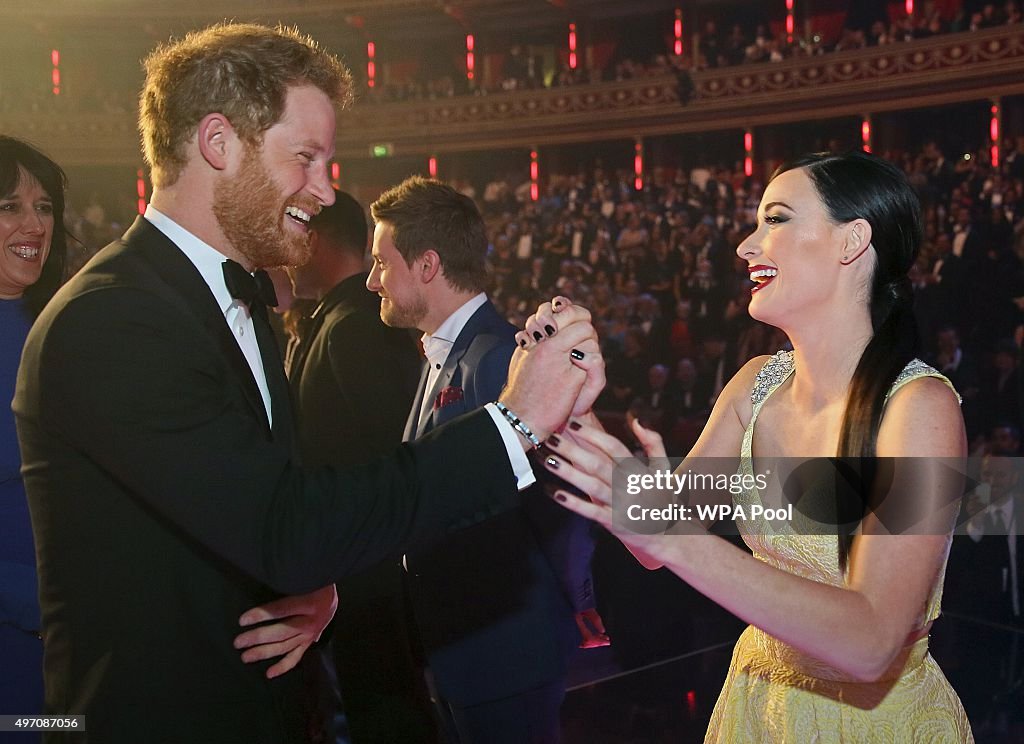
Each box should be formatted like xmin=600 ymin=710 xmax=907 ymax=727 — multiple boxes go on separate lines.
xmin=222 ymin=259 xmax=278 ymax=309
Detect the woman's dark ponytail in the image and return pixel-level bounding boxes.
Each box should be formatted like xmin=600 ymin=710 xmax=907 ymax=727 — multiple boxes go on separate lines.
xmin=772 ymin=151 xmax=922 ymax=571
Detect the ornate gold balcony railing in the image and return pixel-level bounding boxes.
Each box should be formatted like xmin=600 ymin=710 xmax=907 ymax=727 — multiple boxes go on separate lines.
xmin=333 ymin=24 xmax=1024 ymax=157
xmin=4 ymin=25 xmax=1024 ymax=167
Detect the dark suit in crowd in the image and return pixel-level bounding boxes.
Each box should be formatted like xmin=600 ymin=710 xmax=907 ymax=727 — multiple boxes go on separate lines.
xmin=289 ymin=273 xmax=421 ymax=468
xmin=944 ymin=471 xmax=1023 ymax=724
xmin=13 ymin=217 xmax=521 ymax=743
xmin=288 ymin=271 xmax=435 ymax=742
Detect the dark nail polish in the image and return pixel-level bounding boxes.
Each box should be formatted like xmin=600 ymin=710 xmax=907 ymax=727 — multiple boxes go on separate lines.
xmin=553 ymin=300 xmax=563 ymax=309
xmin=569 ymin=421 xmax=582 ymax=431
xmin=545 ymin=456 xmax=560 ymax=469
xmin=570 ymin=348 xmax=585 ymax=361
xmin=519 ymin=338 xmax=527 ymax=347
xmin=545 ymin=324 xmax=556 ymax=336
xmin=553 ymin=492 xmax=567 ymax=502
xmin=533 ymin=331 xmax=543 ymax=341
xmin=548 ymin=434 xmax=561 ymax=447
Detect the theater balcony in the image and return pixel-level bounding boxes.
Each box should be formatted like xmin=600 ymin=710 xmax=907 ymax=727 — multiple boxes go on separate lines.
xmin=3 ymin=24 xmax=1024 ymax=166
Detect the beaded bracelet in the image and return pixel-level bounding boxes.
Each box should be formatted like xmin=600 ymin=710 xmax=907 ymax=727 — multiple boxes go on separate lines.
xmin=494 ymin=401 xmax=541 ymax=449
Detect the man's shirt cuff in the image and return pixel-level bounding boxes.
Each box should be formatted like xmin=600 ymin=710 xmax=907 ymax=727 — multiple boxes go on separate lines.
xmin=484 ymin=402 xmax=537 ymax=489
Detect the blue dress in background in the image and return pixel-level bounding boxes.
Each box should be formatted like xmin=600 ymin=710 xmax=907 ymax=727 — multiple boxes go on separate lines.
xmin=0 ymin=296 xmax=43 ymax=717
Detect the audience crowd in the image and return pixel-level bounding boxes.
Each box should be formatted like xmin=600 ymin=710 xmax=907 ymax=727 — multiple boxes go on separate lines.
xmin=364 ymin=0 xmax=1023 ymax=102
xmin=475 ymin=137 xmax=1024 ymax=458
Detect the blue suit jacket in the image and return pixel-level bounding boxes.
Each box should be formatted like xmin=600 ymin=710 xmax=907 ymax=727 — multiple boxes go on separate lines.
xmin=404 ymin=299 xmax=596 ymax=706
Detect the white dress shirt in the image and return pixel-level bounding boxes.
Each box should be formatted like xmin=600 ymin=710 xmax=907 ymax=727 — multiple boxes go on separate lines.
xmin=418 ymin=293 xmax=487 ymax=422
xmin=145 ymin=206 xmax=272 ymax=426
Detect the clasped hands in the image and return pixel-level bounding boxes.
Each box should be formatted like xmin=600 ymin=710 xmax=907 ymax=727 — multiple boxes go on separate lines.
xmin=509 ymin=297 xmax=682 ymax=568
xmin=498 ymin=297 xmax=605 ymax=445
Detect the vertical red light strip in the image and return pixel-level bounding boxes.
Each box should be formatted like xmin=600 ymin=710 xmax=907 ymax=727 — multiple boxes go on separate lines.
xmin=634 ymin=139 xmax=643 ymax=191
xmin=744 ymin=129 xmax=753 ymax=177
xmin=674 ymin=9 xmax=684 ymax=56
xmin=530 ymin=149 xmax=539 ymax=202
xmin=905 ymin=0 xmax=914 ymax=15
xmin=466 ymin=34 xmax=475 ymax=81
xmin=568 ymin=23 xmax=577 ymax=70
xmin=367 ymin=42 xmax=376 ymax=88
xmin=51 ymin=49 xmax=60 ymax=96
xmin=861 ymin=116 xmax=872 ymax=153
xmin=428 ymin=157 xmax=438 ymax=178
xmin=136 ymin=169 xmax=147 ymax=215
xmin=991 ymin=101 xmax=1001 ymax=167
xmin=331 ymin=161 xmax=340 ymax=189
xmin=786 ymin=0 xmax=795 ymax=42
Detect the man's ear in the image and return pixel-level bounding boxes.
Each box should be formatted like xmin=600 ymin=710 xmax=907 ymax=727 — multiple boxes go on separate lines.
xmin=840 ymin=218 xmax=873 ymax=265
xmin=197 ymin=113 xmax=236 ymax=171
xmin=418 ymin=249 xmax=442 ymax=283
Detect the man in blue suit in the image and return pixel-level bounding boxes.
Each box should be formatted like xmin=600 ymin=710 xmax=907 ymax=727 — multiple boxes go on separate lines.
xmin=367 ymin=176 xmax=596 ymax=743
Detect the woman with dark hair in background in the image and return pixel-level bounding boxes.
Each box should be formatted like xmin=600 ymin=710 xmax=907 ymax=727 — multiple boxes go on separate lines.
xmin=0 ymin=136 xmax=70 ymax=719
xmin=533 ymin=151 xmax=973 ymax=740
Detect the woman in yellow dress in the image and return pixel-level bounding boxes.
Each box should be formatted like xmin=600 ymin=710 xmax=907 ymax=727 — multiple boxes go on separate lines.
xmin=531 ymin=151 xmax=973 ymax=741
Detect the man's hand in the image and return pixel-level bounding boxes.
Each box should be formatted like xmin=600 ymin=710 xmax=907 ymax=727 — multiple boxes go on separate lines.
xmin=234 ymin=584 xmax=338 ymax=679
xmin=502 ymin=298 xmax=605 ymax=442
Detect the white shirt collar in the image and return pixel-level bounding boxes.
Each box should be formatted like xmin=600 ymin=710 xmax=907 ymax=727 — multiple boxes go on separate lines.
xmin=995 ymin=493 xmax=1016 ymax=524
xmin=144 ymin=205 xmax=239 ymax=316
xmin=421 ymin=293 xmax=488 ymax=370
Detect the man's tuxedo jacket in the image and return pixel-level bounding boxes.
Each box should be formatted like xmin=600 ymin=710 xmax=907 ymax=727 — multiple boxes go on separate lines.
xmin=404 ymin=299 xmax=594 ymax=707
xmin=288 ymin=272 xmax=420 ymax=470
xmin=13 ymin=217 xmax=519 ymax=743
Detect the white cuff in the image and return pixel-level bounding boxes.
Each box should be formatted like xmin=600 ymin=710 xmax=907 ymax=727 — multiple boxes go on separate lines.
xmin=484 ymin=402 xmax=537 ymax=490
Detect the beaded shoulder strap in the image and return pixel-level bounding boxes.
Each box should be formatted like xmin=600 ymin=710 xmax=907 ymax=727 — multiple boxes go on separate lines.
xmin=748 ymin=354 xmax=958 ymax=409
xmin=750 ymin=349 xmax=795 ymax=407
xmin=886 ymin=358 xmax=961 ymax=403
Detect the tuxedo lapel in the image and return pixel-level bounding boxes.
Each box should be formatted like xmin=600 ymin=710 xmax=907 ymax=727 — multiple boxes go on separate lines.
xmin=415 ymin=301 xmax=498 ymax=439
xmin=404 ymin=361 xmax=430 ymax=442
xmin=127 ymin=217 xmax=273 ymax=433
xmin=286 ymin=304 xmax=326 ymax=388
xmin=416 ymin=355 xmax=456 ymax=439
xmin=253 ymin=306 xmax=293 ymax=447
xmin=290 ymin=276 xmax=370 ymax=389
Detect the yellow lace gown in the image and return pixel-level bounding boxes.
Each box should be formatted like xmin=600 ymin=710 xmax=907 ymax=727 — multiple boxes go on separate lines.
xmin=705 ymin=351 xmax=973 ymax=743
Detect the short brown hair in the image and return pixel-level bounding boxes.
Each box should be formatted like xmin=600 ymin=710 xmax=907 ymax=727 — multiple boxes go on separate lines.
xmin=370 ymin=176 xmax=488 ymax=293
xmin=140 ymin=22 xmax=352 ymax=188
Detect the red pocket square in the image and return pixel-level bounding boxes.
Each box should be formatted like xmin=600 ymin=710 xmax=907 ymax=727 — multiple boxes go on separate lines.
xmin=434 ymin=386 xmax=464 ymax=410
